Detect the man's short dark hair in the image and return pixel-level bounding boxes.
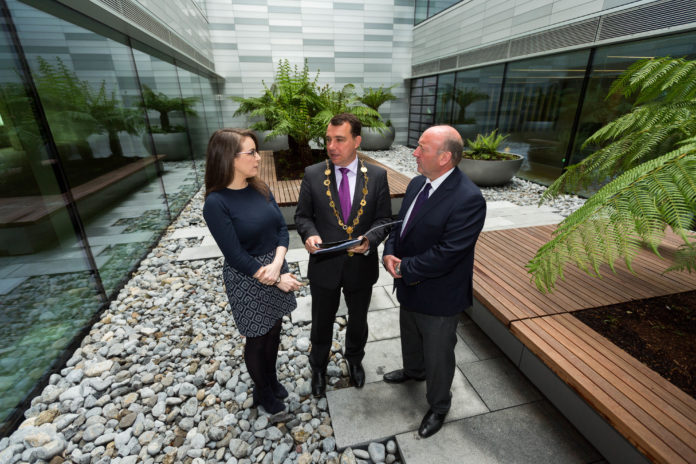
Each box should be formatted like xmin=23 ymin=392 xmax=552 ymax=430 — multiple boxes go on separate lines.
xmin=329 ymin=113 xmax=362 ymax=138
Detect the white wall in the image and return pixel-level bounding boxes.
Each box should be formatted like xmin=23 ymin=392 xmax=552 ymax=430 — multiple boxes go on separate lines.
xmin=206 ymin=0 xmax=414 ymax=144
xmin=413 ymin=0 xmax=643 ymax=65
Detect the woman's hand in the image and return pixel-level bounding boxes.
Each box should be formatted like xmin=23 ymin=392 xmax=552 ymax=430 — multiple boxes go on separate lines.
xmin=254 ymin=261 xmax=282 ymax=285
xmin=276 ymin=273 xmax=303 ymax=293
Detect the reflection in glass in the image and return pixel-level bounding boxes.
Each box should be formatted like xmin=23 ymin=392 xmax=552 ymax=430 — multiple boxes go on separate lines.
xmin=498 ymin=51 xmax=589 ymax=185
xmin=0 ymin=2 xmax=103 ymax=430
xmin=434 ymin=72 xmax=455 ymax=125
xmin=569 ymin=31 xmax=696 ymax=167
xmin=452 ymin=65 xmax=503 ymax=141
xmin=133 ymin=48 xmax=199 ymax=217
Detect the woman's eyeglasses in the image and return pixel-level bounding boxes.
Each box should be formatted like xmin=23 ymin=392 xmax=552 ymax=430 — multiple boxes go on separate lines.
xmin=237 ymin=149 xmax=258 ymax=157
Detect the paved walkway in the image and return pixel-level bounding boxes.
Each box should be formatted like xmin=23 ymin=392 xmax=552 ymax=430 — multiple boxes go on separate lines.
xmin=175 ymin=201 xmax=604 ymax=463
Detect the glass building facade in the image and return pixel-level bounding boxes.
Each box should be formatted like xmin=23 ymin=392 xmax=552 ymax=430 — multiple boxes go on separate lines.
xmin=407 ymin=29 xmax=696 ymax=186
xmin=0 ymin=0 xmax=220 ymax=433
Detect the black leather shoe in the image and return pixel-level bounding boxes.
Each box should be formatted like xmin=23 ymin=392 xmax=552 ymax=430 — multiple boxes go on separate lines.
xmin=311 ymin=369 xmax=326 ymax=397
xmin=383 ymin=369 xmax=425 ymax=384
xmin=418 ymin=409 xmax=447 ymax=438
xmin=348 ymin=362 xmax=365 ymax=388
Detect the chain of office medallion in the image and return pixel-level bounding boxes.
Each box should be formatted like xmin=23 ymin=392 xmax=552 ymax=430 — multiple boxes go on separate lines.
xmin=324 ymin=159 xmax=369 ymax=239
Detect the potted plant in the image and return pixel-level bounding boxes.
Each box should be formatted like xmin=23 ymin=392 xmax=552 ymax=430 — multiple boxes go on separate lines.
xmin=357 ymin=85 xmax=397 ymax=150
xmin=139 ymin=84 xmax=198 ymax=160
xmin=231 ymin=89 xmax=289 ymax=152
xmin=459 ymin=130 xmax=523 ymax=186
xmin=87 ymin=82 xmax=143 ymax=158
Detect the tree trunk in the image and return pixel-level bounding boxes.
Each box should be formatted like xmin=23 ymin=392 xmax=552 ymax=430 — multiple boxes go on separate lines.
xmin=108 ymin=130 xmax=124 ymax=157
xmin=160 ymin=112 xmax=170 ymax=132
xmin=288 ymin=136 xmax=313 ymax=167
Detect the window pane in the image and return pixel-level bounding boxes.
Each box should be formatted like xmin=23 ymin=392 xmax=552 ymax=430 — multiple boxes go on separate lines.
xmin=453 ymin=64 xmax=504 ymax=140
xmin=498 ymin=50 xmax=589 ymax=185
xmin=435 ymin=72 xmax=455 ymax=124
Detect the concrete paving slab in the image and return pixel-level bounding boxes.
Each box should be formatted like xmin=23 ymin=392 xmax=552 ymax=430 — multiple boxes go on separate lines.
xmin=86 ymin=231 xmax=155 ymax=246
xmin=286 ymin=248 xmax=309 ymax=263
xmin=483 ymin=217 xmax=515 ymax=231
xmin=375 ymin=267 xmax=394 ymax=286
xmin=486 ymin=200 xmax=517 ymax=209
xmin=0 ymin=263 xmax=22 ymax=278
xmin=369 ymin=286 xmax=398 ymax=311
xmin=168 ymin=226 xmax=209 ymax=240
xmin=456 ymin=320 xmax=503 ymax=361
xmin=0 ymin=277 xmax=28 ymax=295
xmin=201 ymin=235 xmax=217 ymax=247
xmin=366 ymin=307 xmax=400 ymax=342
xmin=288 ymin=231 xmax=304 ymax=249
xmin=177 ymin=245 xmax=222 ymax=261
xmin=458 ymin=356 xmax=542 ymax=411
xmin=291 ymin=295 xmax=312 ymax=324
xmin=298 ymin=260 xmax=308 ymax=278
xmin=328 ymin=369 xmax=488 ymax=449
xmin=362 ymin=335 xmax=478 ymax=385
xmin=396 ymin=401 xmax=600 ymax=464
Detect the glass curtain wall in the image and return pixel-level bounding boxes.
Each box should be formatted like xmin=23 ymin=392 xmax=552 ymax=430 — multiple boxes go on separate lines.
xmin=409 ymin=31 xmax=696 ymax=188
xmin=415 ymin=0 xmax=461 ymax=23
xmin=0 ymin=0 xmax=219 ymax=434
xmin=569 ymin=31 xmax=696 ymax=166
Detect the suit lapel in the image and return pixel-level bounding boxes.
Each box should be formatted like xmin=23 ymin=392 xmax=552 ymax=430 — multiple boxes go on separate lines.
xmin=401 ymin=170 xmax=461 ymax=238
xmin=399 ymin=177 xmax=426 ymax=238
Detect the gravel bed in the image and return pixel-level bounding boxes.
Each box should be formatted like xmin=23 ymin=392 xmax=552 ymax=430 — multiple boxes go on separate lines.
xmin=0 ymin=146 xmax=586 ymax=463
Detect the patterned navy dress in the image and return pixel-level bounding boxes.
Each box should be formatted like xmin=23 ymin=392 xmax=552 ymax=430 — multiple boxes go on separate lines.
xmin=203 ymin=186 xmax=296 ymax=337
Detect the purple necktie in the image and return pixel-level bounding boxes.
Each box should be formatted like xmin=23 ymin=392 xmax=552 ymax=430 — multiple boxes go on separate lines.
xmin=338 ymin=167 xmax=352 ymax=222
xmin=402 ymin=183 xmax=431 ymax=236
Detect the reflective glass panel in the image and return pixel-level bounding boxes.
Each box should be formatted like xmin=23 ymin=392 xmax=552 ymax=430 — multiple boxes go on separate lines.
xmin=453 ymin=64 xmax=504 ymax=140
xmin=498 ymin=50 xmax=589 ymax=185
xmin=14 ymin=4 xmax=170 ymax=297
xmin=569 ymin=31 xmax=696 ymax=167
xmin=133 ymin=47 xmax=198 ymax=217
xmin=434 ymin=72 xmax=455 ymax=124
xmin=0 ymin=1 xmax=103 ymax=431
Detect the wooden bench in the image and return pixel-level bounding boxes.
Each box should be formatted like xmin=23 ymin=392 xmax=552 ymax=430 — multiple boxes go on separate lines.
xmin=0 ymin=155 xmax=165 ymax=225
xmin=258 ymin=150 xmax=411 ymax=207
xmin=473 ymin=225 xmax=696 ymax=464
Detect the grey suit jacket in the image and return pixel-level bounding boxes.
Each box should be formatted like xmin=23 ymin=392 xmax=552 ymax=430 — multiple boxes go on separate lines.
xmin=295 ymin=159 xmax=392 ymax=289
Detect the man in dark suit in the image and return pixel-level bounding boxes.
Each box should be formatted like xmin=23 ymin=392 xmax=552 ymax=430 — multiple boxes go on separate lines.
xmin=382 ymin=125 xmax=486 ymax=438
xmin=295 ymin=113 xmax=392 ymax=397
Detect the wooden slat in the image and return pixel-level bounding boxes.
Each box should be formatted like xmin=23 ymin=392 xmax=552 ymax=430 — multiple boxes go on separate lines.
xmin=512 ymin=316 xmax=696 ymax=464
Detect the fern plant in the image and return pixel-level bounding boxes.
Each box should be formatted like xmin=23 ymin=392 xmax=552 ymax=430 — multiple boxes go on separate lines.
xmin=315 ymin=83 xmax=384 ymax=132
xmin=528 ymin=57 xmax=696 ymax=292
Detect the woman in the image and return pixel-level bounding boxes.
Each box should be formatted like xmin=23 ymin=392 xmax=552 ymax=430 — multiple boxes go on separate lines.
xmin=203 ymin=128 xmax=301 ymax=414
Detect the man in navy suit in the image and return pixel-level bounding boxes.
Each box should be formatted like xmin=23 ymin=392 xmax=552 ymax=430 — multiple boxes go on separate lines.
xmin=382 ymin=125 xmax=486 ymax=438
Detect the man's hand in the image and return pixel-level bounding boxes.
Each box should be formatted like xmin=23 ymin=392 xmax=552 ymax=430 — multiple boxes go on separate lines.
xmin=383 ymin=254 xmax=402 ymax=278
xmin=305 ymin=235 xmax=322 ymax=254
xmin=348 ymin=236 xmax=369 ymax=254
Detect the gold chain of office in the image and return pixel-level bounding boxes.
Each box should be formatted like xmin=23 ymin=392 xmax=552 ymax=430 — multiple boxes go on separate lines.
xmin=324 ymin=159 xmax=368 ymax=239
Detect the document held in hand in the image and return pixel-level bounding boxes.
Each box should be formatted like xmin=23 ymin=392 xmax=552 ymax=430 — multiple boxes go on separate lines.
xmin=312 ymin=220 xmax=403 ymax=255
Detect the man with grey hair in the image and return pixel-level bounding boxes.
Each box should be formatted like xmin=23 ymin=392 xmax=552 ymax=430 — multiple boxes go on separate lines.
xmin=382 ymin=125 xmax=486 ymax=438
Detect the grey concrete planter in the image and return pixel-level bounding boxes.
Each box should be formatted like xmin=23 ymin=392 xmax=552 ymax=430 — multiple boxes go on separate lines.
xmin=458 ymin=154 xmax=523 ymax=187
xmin=256 ymin=130 xmax=289 ymax=152
xmin=360 ymin=126 xmax=395 ymax=151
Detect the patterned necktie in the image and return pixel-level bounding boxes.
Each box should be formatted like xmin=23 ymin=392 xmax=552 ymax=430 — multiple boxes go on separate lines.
xmin=402 ymin=183 xmax=431 ymax=236
xmin=338 ymin=167 xmax=352 ymax=222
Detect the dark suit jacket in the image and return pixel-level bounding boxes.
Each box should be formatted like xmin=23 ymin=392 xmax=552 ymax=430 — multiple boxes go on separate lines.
xmin=295 ymin=159 xmax=392 ymax=290
xmin=384 ymin=168 xmax=486 ymax=316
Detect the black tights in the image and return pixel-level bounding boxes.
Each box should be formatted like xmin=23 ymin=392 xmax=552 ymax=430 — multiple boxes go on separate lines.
xmin=244 ymin=319 xmax=282 ymax=389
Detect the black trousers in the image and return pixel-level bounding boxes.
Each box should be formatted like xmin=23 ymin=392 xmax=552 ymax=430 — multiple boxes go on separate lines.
xmin=399 ymin=307 xmax=459 ymax=415
xmin=309 ymin=283 xmax=372 ymax=371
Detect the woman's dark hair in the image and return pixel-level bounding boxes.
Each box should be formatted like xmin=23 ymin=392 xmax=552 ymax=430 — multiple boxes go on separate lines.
xmin=204 ymin=128 xmax=270 ymax=200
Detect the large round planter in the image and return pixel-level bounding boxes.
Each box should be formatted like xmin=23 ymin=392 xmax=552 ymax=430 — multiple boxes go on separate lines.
xmin=360 ymin=126 xmax=395 ymax=151
xmin=256 ymin=130 xmax=289 ymax=152
xmin=458 ymin=155 xmax=523 ymax=187
xmin=143 ymin=132 xmax=191 ymax=160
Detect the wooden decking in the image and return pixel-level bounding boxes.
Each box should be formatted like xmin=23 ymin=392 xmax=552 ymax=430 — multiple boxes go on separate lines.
xmin=473 ymin=225 xmax=696 ymax=464
xmin=258 ymin=150 xmax=410 ymax=206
